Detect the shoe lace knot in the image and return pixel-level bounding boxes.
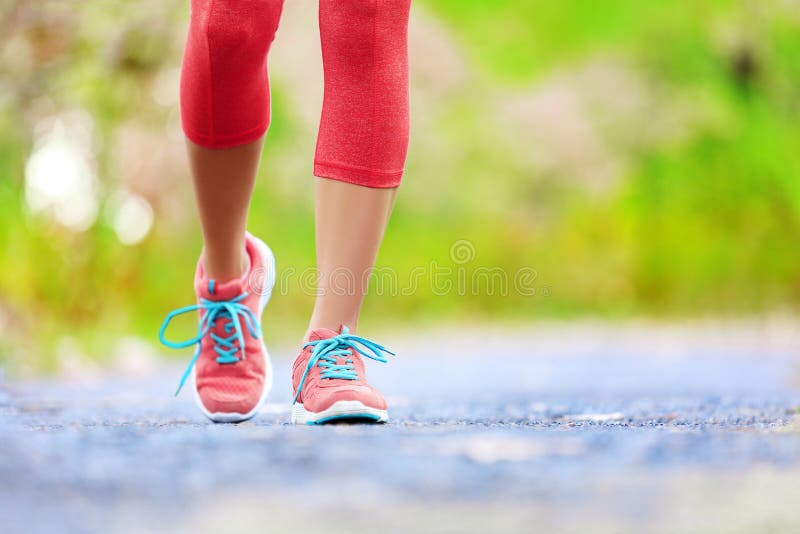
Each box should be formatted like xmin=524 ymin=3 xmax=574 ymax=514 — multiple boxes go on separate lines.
xmin=159 ymin=288 xmax=261 ymax=396
xmin=292 ymin=326 xmax=394 ymax=404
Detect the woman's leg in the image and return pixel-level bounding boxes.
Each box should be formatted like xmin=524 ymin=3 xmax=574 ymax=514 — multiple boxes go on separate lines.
xmin=180 ymin=0 xmax=283 ymax=280
xmin=187 ymin=139 xmax=262 ymax=280
xmin=307 ymin=0 xmax=412 ymax=338
xmin=159 ymin=0 xmax=284 ymax=422
xmin=307 ymin=178 xmax=397 ymax=335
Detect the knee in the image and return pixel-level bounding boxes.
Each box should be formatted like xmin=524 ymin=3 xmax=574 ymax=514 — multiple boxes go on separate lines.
xmin=192 ymin=0 xmax=283 ymax=57
xmin=380 ymin=0 xmax=412 ymax=24
xmin=321 ymin=0 xmax=410 ymax=43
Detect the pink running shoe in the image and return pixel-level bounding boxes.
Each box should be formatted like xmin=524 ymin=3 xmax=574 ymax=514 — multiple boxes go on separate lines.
xmin=291 ymin=326 xmax=394 ymax=424
xmin=159 ymin=232 xmax=276 ymax=423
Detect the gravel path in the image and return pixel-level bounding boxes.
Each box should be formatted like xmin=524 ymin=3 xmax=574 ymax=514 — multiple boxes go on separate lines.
xmin=2 ymin=324 xmax=799 ymax=533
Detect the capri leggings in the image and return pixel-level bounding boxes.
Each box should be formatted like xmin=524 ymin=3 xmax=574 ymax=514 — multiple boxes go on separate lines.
xmin=180 ymin=0 xmax=411 ymax=188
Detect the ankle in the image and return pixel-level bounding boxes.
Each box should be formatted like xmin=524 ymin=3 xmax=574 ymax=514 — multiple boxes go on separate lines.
xmin=304 ymin=320 xmax=358 ymax=342
xmin=203 ymin=246 xmax=249 ymax=281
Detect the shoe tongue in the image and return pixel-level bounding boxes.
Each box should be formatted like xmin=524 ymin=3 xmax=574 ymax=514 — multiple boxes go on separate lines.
xmin=196 ymin=275 xmax=246 ymax=301
xmin=308 ymin=327 xmax=339 ymax=342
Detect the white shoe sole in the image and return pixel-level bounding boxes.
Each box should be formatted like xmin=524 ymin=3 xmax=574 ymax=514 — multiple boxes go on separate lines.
xmin=291 ymin=400 xmax=389 ymax=425
xmin=194 ymin=234 xmax=276 ymax=424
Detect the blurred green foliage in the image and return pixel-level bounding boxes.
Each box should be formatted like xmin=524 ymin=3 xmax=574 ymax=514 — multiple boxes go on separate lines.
xmin=0 ymin=1 xmax=799 ymax=371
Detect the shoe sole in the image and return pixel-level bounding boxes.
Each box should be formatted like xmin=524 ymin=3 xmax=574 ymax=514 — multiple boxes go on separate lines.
xmin=194 ymin=234 xmax=276 ymax=424
xmin=291 ymin=400 xmax=388 ymax=425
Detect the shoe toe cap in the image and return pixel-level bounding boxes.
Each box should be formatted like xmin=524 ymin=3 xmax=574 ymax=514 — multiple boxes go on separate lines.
xmin=197 ymin=379 xmax=265 ymax=415
xmin=307 ymin=384 xmax=387 ymax=412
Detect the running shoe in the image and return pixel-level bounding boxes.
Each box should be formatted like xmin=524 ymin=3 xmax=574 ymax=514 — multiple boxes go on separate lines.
xmin=159 ymin=232 xmax=275 ymax=423
xmin=291 ymin=326 xmax=393 ymax=424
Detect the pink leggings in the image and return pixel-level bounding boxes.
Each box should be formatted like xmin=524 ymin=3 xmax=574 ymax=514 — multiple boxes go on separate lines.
xmin=180 ymin=0 xmax=411 ymax=188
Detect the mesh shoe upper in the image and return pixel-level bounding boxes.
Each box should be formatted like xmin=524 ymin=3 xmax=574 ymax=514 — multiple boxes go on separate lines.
xmin=291 ymin=326 xmax=390 ymax=413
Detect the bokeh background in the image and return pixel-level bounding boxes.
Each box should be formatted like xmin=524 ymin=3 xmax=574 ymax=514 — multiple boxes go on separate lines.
xmin=1 ymin=0 xmax=799 ymax=373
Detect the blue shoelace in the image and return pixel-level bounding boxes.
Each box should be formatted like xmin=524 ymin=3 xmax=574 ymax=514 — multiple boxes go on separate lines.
xmin=293 ymin=326 xmax=394 ymax=404
xmin=158 ymin=282 xmax=261 ymax=396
